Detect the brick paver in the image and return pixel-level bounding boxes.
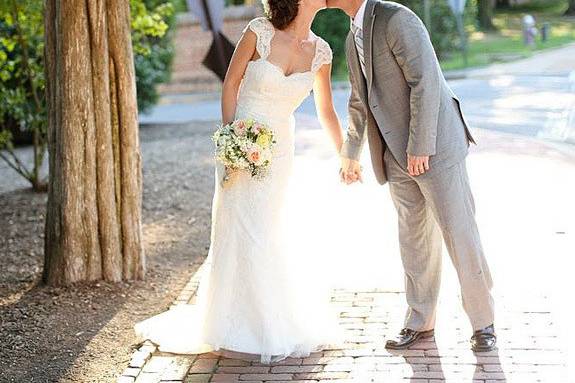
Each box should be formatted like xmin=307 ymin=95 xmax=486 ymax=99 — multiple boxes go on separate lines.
xmin=124 ymin=97 xmax=575 ymax=382
xmin=119 ymin=265 xmax=568 ymax=383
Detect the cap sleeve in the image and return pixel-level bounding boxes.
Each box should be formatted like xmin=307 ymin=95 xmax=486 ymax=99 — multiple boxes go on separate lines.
xmin=242 ymin=17 xmax=275 ymax=59
xmin=311 ymin=38 xmax=333 ymax=73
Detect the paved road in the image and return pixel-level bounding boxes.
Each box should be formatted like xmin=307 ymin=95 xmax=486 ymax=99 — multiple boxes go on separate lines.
xmin=4 ymin=45 xmax=575 ymax=193
xmin=298 ymin=72 xmax=575 ymax=142
xmin=140 ymin=45 xmax=575 ymax=145
xmin=140 ymin=74 xmax=575 ymax=145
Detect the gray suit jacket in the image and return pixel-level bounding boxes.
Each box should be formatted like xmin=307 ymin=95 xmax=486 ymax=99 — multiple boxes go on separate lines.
xmin=340 ymin=0 xmax=476 ymax=185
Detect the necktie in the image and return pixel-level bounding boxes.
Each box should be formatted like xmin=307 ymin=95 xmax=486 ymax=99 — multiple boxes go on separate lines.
xmin=351 ymin=22 xmax=366 ymax=78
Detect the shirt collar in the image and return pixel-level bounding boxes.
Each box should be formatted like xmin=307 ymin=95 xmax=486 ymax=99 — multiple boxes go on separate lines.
xmin=352 ymin=0 xmax=368 ymax=31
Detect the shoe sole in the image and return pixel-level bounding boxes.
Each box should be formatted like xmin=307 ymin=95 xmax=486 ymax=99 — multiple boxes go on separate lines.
xmin=385 ymin=329 xmax=435 ymax=350
xmin=472 ymin=344 xmax=497 ymax=353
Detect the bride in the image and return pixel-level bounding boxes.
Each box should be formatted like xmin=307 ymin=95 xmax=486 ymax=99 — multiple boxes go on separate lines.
xmin=134 ymin=0 xmax=348 ymax=363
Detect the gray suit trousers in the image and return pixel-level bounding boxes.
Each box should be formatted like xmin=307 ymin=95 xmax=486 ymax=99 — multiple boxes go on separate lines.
xmin=384 ymin=148 xmax=495 ymax=331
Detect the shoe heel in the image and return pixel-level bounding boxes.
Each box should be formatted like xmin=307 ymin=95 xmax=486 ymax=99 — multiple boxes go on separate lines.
xmin=421 ymin=329 xmax=435 ymax=338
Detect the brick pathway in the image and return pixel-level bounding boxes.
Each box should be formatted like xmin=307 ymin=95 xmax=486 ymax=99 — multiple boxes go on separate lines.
xmin=118 ymin=124 xmax=575 ymax=383
xmin=118 ymin=260 xmax=568 ymax=383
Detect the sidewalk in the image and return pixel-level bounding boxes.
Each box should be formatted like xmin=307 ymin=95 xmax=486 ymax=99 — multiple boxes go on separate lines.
xmin=118 ymin=125 xmax=575 ymax=382
xmin=457 ymin=43 xmax=575 ymax=78
xmin=122 ymin=44 xmax=575 ymax=383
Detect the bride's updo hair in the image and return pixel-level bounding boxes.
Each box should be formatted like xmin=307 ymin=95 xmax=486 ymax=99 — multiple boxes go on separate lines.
xmin=263 ymin=0 xmax=299 ymax=30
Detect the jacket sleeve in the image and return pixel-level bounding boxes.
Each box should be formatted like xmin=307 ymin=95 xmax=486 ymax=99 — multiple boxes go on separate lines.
xmin=386 ymin=9 xmax=441 ymax=156
xmin=340 ymin=36 xmax=368 ymax=161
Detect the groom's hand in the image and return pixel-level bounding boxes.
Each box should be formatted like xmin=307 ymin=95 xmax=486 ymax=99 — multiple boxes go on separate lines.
xmin=407 ymin=155 xmax=430 ymax=176
xmin=340 ymin=157 xmax=363 ymax=184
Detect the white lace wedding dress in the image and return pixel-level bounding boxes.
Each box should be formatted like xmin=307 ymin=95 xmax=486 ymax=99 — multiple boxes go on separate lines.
xmin=134 ymin=17 xmax=341 ymax=363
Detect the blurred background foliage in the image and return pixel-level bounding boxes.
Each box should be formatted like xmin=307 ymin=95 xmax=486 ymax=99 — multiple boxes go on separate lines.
xmin=310 ymin=0 xmax=574 ymax=78
xmin=131 ymin=0 xmax=176 ymax=113
xmin=311 ymin=0 xmax=478 ymax=79
xmin=442 ymin=0 xmax=575 ymax=69
xmin=311 ymin=8 xmax=351 ymax=78
xmin=0 ymin=0 xmax=47 ymax=189
xmin=0 ymin=0 xmax=177 ymax=189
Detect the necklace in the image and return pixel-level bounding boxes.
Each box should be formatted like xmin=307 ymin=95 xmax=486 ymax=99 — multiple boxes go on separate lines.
xmin=295 ymin=39 xmax=307 ymax=51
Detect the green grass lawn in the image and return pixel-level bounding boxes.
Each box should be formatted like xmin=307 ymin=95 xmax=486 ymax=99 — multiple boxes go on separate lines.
xmin=440 ymin=2 xmax=575 ymax=71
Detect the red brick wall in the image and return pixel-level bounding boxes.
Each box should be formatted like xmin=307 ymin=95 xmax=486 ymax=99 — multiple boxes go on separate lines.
xmin=158 ymin=6 xmax=262 ymax=95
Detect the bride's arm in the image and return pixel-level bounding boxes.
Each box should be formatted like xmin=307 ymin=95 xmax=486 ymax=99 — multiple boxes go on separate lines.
xmin=221 ymin=29 xmax=257 ymax=125
xmin=313 ymin=64 xmax=344 ymax=153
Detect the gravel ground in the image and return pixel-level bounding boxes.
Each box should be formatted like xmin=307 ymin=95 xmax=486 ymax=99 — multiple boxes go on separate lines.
xmin=0 ymin=122 xmax=217 ymax=382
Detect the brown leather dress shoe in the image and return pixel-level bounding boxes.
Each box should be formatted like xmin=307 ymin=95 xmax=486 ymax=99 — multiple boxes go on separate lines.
xmin=385 ymin=328 xmax=435 ymax=350
xmin=471 ymin=324 xmax=497 ymax=352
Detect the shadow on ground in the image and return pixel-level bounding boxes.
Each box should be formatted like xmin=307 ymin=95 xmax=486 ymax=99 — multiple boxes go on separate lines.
xmin=0 ymin=122 xmax=217 ymax=382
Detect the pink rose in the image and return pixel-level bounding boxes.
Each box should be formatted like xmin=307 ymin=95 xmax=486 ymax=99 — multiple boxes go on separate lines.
xmin=247 ymin=146 xmax=261 ymax=165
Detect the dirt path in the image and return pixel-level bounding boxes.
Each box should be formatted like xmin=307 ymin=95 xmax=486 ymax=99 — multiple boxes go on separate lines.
xmin=0 ymin=122 xmax=216 ymax=383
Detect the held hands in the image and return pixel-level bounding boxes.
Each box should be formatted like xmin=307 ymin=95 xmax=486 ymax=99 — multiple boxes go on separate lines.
xmin=340 ymin=157 xmax=363 ymax=185
xmin=338 ymin=154 xmax=429 ymax=184
xmin=407 ymin=155 xmax=430 ymax=176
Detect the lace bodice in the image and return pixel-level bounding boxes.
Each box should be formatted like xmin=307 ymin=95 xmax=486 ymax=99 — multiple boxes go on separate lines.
xmin=245 ymin=17 xmax=332 ymax=72
xmin=235 ymin=17 xmax=333 ymax=127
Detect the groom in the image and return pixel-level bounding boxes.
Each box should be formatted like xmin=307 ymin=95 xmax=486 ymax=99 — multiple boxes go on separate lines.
xmin=328 ymin=0 xmax=496 ymax=352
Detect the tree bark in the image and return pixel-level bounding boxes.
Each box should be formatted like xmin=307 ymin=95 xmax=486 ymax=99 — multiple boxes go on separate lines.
xmin=43 ymin=0 xmax=144 ymax=286
xmin=477 ymin=0 xmax=497 ymax=31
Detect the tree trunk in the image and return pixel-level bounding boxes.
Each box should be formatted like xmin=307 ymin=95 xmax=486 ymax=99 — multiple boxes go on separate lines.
xmin=477 ymin=0 xmax=497 ymax=31
xmin=43 ymin=0 xmax=144 ymax=286
xmin=566 ymin=0 xmax=575 ymax=16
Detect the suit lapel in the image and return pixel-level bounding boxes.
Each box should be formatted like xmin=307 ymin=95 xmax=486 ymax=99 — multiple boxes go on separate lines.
xmin=362 ymin=0 xmax=377 ymax=93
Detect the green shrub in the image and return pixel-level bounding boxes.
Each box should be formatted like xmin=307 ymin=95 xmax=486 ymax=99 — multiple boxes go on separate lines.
xmin=0 ymin=0 xmax=176 ymax=190
xmin=0 ymin=0 xmax=47 ymax=190
xmin=131 ymin=0 xmax=176 ymax=113
xmin=312 ymin=8 xmax=350 ymax=79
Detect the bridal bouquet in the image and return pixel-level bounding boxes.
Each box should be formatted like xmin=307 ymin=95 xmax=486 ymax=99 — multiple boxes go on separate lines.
xmin=213 ymin=119 xmax=276 ymax=180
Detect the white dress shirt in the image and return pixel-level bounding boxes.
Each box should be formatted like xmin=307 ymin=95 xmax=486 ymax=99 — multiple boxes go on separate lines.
xmin=352 ymin=0 xmax=368 ymax=31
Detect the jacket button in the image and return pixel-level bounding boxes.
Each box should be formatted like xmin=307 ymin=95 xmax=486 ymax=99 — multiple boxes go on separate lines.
xmin=384 ymin=130 xmax=391 ymax=135
xmin=372 ymin=104 xmax=378 ymax=108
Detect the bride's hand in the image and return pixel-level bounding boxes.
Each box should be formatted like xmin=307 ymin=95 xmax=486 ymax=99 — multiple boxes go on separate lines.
xmin=340 ymin=157 xmax=362 ymax=185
